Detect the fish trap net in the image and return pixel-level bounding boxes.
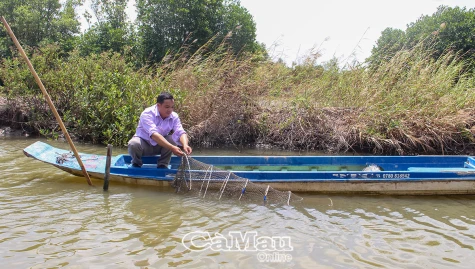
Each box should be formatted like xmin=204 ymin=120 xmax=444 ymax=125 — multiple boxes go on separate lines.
xmin=172 ymin=156 xmax=303 ymax=205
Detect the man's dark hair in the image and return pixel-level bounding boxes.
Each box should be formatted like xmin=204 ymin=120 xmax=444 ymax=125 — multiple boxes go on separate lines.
xmin=157 ymin=92 xmax=174 ymax=104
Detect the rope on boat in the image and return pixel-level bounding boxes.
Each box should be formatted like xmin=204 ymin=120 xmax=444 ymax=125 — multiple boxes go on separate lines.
xmin=219 ymin=171 xmax=231 ymax=200
xmin=264 ymin=185 xmax=270 ymax=202
xmin=203 ymin=166 xmax=213 ymax=198
xmin=239 ymin=179 xmax=249 ymax=201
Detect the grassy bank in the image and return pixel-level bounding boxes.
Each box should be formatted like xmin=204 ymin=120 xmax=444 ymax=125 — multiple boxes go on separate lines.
xmin=1 ymin=43 xmax=474 ymax=155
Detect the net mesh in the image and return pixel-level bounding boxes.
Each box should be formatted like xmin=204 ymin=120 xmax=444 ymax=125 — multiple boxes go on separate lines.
xmin=172 ymin=156 xmax=303 ymax=205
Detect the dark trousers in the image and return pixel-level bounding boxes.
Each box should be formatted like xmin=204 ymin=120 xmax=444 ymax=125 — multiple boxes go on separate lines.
xmin=127 ymin=135 xmax=176 ymax=167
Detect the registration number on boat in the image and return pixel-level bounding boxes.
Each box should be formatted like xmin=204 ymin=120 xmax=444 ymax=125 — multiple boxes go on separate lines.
xmin=382 ymin=173 xmax=410 ymax=179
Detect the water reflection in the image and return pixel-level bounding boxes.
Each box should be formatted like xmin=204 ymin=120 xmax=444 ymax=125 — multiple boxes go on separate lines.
xmin=1 ymin=138 xmax=475 ymax=268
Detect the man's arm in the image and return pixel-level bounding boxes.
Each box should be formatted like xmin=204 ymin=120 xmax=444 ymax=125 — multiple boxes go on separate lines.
xmin=170 ymin=114 xmax=192 ymax=155
xmin=179 ymin=133 xmax=192 ymax=155
xmin=150 ymin=132 xmax=184 ymax=156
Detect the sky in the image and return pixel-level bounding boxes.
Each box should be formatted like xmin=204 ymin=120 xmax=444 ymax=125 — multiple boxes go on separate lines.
xmin=83 ymin=0 xmax=475 ymax=66
xmin=238 ymin=0 xmax=475 ymax=65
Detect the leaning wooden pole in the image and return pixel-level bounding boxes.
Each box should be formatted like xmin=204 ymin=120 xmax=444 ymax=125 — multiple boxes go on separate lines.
xmin=1 ymin=16 xmax=93 ymax=186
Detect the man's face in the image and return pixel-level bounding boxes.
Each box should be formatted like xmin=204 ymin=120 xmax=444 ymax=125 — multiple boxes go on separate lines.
xmin=157 ymin=99 xmax=174 ymax=119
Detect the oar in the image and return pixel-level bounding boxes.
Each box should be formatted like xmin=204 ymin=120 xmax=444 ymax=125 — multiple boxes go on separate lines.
xmin=1 ymin=16 xmax=93 ymax=186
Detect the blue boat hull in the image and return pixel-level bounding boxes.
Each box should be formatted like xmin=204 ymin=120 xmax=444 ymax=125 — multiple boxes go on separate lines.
xmin=23 ymin=141 xmax=475 ymax=195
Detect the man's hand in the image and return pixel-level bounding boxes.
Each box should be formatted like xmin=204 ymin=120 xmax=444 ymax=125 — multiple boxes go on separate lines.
xmin=171 ymin=146 xmax=184 ymax=157
xmin=182 ymin=145 xmax=192 ymax=155
xmin=179 ymin=133 xmax=192 ymax=155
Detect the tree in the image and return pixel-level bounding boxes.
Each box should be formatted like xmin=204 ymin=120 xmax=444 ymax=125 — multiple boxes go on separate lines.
xmin=220 ymin=2 xmax=257 ymax=54
xmin=136 ymin=0 xmax=258 ymax=64
xmin=368 ymin=5 xmax=475 ymax=67
xmin=0 ymin=0 xmax=81 ymax=58
xmin=367 ymin=28 xmax=406 ymax=68
xmin=406 ymin=6 xmax=475 ymax=58
xmin=77 ymin=0 xmax=136 ymax=56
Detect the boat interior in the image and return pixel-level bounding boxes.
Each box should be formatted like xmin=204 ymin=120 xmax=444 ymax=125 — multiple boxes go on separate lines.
xmin=111 ymin=155 xmax=475 ymax=173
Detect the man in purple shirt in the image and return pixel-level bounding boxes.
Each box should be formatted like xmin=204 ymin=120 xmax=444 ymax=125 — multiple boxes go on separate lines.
xmin=128 ymin=92 xmax=192 ymax=168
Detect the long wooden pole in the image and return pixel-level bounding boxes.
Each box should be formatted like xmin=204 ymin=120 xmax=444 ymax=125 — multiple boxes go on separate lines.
xmin=1 ymin=16 xmax=93 ymax=186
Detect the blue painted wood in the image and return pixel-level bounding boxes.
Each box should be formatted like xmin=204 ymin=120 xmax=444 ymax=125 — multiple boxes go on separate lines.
xmin=23 ymin=141 xmax=475 ymax=183
xmin=23 ymin=141 xmax=111 ymax=173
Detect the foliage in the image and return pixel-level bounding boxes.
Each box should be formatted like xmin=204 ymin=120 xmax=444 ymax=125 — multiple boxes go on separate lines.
xmin=405 ymin=6 xmax=475 ymax=56
xmin=77 ymin=0 xmax=137 ymax=57
xmin=1 ymin=36 xmax=475 ymax=154
xmin=367 ymin=28 xmax=406 ymax=69
xmin=0 ymin=0 xmax=81 ymax=58
xmin=220 ymin=1 xmax=258 ymax=55
xmin=136 ymin=0 xmax=258 ymax=64
xmin=0 ymin=44 xmax=157 ymax=146
xmin=1 ymin=3 xmax=475 ymax=155
xmin=368 ymin=5 xmax=475 ymax=68
xmin=244 ymin=40 xmax=475 ymax=154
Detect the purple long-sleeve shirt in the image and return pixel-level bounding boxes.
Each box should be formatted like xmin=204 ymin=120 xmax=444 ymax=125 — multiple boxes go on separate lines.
xmin=133 ymin=104 xmax=186 ymax=146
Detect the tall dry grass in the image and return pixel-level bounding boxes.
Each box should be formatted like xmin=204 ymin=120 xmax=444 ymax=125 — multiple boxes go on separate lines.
xmin=168 ymin=41 xmax=475 ymax=154
xmin=1 ymin=40 xmax=474 ymax=154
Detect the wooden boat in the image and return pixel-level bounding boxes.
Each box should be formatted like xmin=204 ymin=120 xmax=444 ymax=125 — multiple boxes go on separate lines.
xmin=23 ymin=141 xmax=475 ymax=195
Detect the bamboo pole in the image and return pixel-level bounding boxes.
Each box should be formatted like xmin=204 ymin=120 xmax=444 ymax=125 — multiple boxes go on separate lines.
xmin=1 ymin=16 xmax=93 ymax=186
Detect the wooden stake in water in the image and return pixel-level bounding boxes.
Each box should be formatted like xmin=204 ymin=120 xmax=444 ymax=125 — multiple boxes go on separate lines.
xmin=103 ymin=144 xmax=112 ymax=191
xmin=0 ymin=16 xmax=93 ymax=186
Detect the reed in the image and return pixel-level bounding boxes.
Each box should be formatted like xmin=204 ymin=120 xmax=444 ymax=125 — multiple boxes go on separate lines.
xmin=1 ymin=39 xmax=474 ymax=154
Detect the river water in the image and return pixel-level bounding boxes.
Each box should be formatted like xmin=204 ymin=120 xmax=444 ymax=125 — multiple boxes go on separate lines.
xmin=1 ymin=137 xmax=475 ymax=268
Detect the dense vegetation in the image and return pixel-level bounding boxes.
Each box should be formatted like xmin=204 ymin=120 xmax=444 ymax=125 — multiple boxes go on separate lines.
xmin=368 ymin=6 xmax=475 ymax=69
xmin=1 ymin=1 xmax=475 ymax=155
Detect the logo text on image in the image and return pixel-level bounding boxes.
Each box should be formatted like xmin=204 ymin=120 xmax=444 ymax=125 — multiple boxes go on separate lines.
xmin=182 ymin=231 xmax=293 ymax=252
